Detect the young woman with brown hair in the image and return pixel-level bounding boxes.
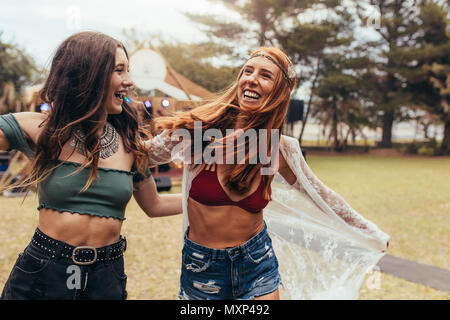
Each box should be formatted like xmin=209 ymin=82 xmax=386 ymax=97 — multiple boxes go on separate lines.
xmin=0 ymin=31 xmax=182 ymax=300
xmin=148 ymin=47 xmax=389 ymax=300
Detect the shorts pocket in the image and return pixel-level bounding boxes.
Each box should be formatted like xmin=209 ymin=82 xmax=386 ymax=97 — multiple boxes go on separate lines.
xmin=14 ymin=248 xmax=52 ymax=275
xmin=246 ymin=240 xmax=274 ymax=264
xmin=5 ymin=247 xmax=54 ymax=299
xmin=182 ymin=247 xmax=211 ymax=273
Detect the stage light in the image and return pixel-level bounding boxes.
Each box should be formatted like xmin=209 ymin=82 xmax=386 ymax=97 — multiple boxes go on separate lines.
xmin=124 ymin=96 xmax=131 ymax=103
xmin=143 ymin=99 xmax=153 ymax=118
xmin=161 ymin=99 xmax=169 ymax=108
xmin=40 ymin=103 xmax=50 ymax=112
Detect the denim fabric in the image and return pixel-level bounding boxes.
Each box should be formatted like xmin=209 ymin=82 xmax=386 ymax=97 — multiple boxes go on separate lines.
xmin=1 ymin=236 xmax=127 ymax=300
xmin=179 ymin=223 xmax=281 ymax=300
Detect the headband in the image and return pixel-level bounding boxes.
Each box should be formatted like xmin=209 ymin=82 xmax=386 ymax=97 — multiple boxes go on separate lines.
xmin=250 ymin=52 xmax=296 ymax=89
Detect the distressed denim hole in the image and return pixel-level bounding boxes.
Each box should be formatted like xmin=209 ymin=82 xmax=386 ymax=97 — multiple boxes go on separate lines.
xmin=192 ymin=280 xmax=220 ymax=295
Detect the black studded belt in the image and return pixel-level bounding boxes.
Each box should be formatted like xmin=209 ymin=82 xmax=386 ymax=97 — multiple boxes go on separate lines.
xmin=31 ymin=228 xmax=126 ymax=266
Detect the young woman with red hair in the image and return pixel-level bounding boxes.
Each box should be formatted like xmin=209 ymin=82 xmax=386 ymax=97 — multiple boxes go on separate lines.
xmin=149 ymin=47 xmax=389 ymax=300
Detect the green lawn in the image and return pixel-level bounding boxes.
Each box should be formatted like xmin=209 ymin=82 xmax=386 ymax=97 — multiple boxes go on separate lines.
xmin=303 ymin=154 xmax=450 ymax=300
xmin=0 ymin=154 xmax=449 ymax=300
xmin=305 ymin=155 xmax=449 ymax=270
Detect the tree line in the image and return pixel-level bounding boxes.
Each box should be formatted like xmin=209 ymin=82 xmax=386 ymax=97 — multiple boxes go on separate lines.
xmin=0 ymin=31 xmax=37 ymax=114
xmin=179 ymin=0 xmax=450 ymax=154
xmin=1 ymin=1 xmax=448 ymax=154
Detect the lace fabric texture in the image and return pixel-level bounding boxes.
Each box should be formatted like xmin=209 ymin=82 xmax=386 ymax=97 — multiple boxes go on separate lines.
xmin=148 ymin=130 xmax=389 ymax=299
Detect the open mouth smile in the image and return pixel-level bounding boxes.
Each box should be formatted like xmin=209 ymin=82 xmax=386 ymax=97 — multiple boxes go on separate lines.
xmin=243 ymin=90 xmax=261 ymax=101
xmin=114 ymin=91 xmax=128 ymax=104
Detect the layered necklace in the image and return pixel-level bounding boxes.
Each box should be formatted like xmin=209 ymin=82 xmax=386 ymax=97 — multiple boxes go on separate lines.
xmin=70 ymin=122 xmax=119 ymax=159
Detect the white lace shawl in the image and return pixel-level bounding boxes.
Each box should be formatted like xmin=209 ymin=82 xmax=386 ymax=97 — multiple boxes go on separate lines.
xmin=147 ymin=131 xmax=389 ymax=299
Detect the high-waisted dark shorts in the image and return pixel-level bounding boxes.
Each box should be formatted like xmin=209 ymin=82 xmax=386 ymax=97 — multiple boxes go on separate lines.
xmin=1 ymin=228 xmax=127 ymax=300
xmin=179 ymin=222 xmax=281 ymax=300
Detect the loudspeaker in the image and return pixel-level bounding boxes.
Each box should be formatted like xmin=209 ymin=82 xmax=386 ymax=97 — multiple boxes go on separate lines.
xmin=287 ymin=99 xmax=304 ymax=122
xmin=154 ymin=176 xmax=172 ymax=192
xmin=158 ymin=163 xmax=170 ymax=172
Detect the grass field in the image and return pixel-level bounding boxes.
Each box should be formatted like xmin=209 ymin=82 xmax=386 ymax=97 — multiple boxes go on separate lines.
xmin=0 ymin=154 xmax=449 ymax=300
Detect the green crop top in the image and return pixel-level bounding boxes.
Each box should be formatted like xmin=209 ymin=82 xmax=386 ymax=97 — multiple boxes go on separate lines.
xmin=0 ymin=113 xmax=150 ymax=220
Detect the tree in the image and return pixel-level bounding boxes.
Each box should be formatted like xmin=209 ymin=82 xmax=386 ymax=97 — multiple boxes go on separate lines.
xmin=355 ymin=0 xmax=423 ymax=148
xmin=185 ymin=0 xmax=316 ymax=56
xmin=396 ymin=1 xmax=450 ymax=153
xmin=277 ymin=3 xmax=358 ymax=144
xmin=313 ymin=49 xmax=376 ymax=151
xmin=0 ymin=32 xmax=37 ymax=113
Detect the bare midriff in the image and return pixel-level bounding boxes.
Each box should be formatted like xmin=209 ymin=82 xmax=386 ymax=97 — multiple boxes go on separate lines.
xmin=187 ymin=198 xmax=264 ymax=249
xmin=187 ymin=164 xmax=266 ymax=249
xmin=38 ymin=208 xmax=123 ymax=247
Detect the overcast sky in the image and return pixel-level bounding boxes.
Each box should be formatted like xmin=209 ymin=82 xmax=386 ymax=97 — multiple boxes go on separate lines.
xmin=1 ymin=0 xmax=230 ymax=67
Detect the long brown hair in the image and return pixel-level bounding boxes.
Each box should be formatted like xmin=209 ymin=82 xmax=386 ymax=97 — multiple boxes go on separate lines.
xmin=21 ymin=31 xmax=150 ymax=191
xmin=156 ymin=47 xmax=296 ymax=200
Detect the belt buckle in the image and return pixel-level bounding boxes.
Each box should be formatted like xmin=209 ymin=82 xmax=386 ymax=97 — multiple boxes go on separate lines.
xmin=72 ymin=246 xmax=97 ymax=265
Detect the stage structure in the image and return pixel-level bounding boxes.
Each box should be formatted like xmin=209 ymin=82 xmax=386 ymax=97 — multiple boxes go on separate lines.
xmin=129 ymin=43 xmax=211 ymax=117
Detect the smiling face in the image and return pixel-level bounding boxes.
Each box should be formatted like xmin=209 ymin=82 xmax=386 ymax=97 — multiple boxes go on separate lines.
xmin=237 ymin=55 xmax=281 ymax=110
xmin=106 ymin=47 xmax=133 ymax=114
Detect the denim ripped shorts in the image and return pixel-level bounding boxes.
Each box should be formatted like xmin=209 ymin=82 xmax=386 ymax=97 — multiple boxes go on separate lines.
xmin=179 ymin=222 xmax=281 ymax=300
